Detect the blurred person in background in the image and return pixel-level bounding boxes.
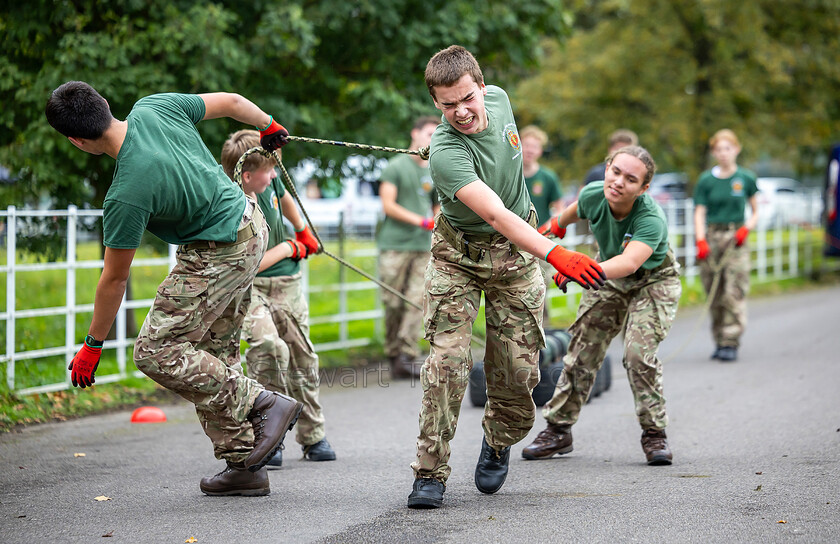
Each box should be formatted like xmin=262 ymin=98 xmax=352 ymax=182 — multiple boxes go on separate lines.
xmin=376 ymin=115 xmax=440 ymax=379
xmin=693 ymin=129 xmax=759 ymax=362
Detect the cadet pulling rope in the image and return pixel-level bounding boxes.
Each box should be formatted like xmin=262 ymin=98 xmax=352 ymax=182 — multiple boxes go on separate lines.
xmin=233 ymin=146 xmax=421 ymax=309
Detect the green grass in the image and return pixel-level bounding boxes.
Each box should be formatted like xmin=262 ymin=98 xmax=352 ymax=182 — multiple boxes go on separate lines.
xmin=1 ymin=228 xmax=838 ymax=431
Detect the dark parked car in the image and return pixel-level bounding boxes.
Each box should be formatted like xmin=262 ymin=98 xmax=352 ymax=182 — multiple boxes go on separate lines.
xmin=648 ymin=172 xmax=689 ymax=225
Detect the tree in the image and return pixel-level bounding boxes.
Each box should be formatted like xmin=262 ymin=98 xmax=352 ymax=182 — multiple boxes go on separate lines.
xmin=513 ymin=0 xmax=840 ymax=185
xmin=1 ymin=0 xmax=570 ymax=224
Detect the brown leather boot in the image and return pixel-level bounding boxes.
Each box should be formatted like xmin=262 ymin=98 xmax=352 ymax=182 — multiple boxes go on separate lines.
xmin=641 ymin=428 xmax=673 ymax=465
xmin=200 ymin=462 xmax=270 ymax=496
xmin=243 ymin=391 xmax=303 ymax=472
xmin=521 ymin=423 xmax=573 ymax=460
xmin=391 ymin=353 xmax=422 ymax=379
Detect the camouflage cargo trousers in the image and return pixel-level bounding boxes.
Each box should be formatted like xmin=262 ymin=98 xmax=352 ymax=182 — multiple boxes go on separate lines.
xmin=242 ymin=272 xmax=325 ymax=446
xmin=134 ymin=200 xmax=269 ymax=464
xmin=411 ymin=231 xmax=545 ymax=483
xmin=378 ymin=250 xmax=430 ymax=360
xmin=699 ymin=225 xmax=750 ymax=348
xmin=543 ymin=255 xmax=681 ymax=431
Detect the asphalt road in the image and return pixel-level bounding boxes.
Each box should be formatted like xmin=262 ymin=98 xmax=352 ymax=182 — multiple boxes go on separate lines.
xmin=2 ymin=284 xmax=838 ymax=543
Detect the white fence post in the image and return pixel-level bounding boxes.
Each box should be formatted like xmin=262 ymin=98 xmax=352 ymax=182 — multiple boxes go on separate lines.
xmin=5 ymin=206 xmax=15 ymax=390
xmin=65 ymin=206 xmax=77 ymax=384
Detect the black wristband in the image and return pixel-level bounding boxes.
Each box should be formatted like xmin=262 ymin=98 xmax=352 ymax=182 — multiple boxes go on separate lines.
xmin=84 ymin=335 xmax=104 ymax=348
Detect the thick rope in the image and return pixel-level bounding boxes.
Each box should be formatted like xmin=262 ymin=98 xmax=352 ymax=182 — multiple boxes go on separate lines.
xmin=286 ymin=135 xmax=430 ymax=161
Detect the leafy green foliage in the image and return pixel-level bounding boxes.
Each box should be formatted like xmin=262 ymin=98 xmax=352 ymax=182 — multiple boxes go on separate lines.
xmin=1 ymin=0 xmax=568 ymax=214
xmin=513 ymin=0 xmax=840 ymax=184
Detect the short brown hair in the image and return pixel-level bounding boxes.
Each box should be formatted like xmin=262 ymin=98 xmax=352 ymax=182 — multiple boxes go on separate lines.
xmin=220 ymin=129 xmax=275 ymax=180
xmin=607 ymin=145 xmax=657 ymax=186
xmin=608 ymin=129 xmax=638 ymax=149
xmin=424 ymin=45 xmax=484 ymax=99
xmin=709 ymin=128 xmax=740 ymax=149
xmin=413 ymin=115 xmax=440 ymax=132
xmin=520 ymin=125 xmax=548 ymax=147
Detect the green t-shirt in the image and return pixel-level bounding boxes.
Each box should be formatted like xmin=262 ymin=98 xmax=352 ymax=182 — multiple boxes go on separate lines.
xmin=376 ymin=154 xmax=437 ymax=251
xmin=103 ymin=93 xmax=245 ymax=248
xmin=577 ymin=182 xmax=670 ymax=269
xmin=257 ymin=176 xmax=300 ymax=278
xmin=525 ymin=166 xmax=563 ymax=224
xmin=693 ymin=166 xmax=758 ymax=225
xmin=428 ymin=85 xmax=531 ymax=234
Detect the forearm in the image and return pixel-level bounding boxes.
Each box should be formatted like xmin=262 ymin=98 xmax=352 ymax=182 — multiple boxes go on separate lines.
xmin=88 ymin=276 xmax=128 ymax=341
xmin=259 ymin=242 xmax=294 ymax=272
xmin=280 ymin=193 xmax=305 ymax=231
xmin=694 ymin=206 xmax=707 ymax=240
xmin=598 ymin=255 xmax=641 ymax=280
xmin=745 ymin=197 xmax=759 ymax=230
xmin=487 ymin=207 xmax=556 ymax=260
xmin=383 ymin=201 xmax=426 ymax=227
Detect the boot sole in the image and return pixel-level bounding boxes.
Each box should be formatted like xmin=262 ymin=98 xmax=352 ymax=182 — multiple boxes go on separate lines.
xmin=647 ymin=456 xmax=673 ymax=466
xmin=407 ymin=496 xmax=443 ymax=509
xmin=521 ymin=445 xmax=573 ymax=460
xmin=247 ymin=403 xmax=303 ymax=473
xmin=200 ymin=485 xmax=271 ymax=497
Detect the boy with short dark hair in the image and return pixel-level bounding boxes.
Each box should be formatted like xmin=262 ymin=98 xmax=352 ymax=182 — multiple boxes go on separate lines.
xmin=45 ymin=81 xmax=302 ymax=497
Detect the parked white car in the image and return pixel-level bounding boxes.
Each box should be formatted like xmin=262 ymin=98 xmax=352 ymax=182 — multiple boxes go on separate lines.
xmin=750 ymin=177 xmax=822 ymax=229
xmin=289 ymin=155 xmax=385 ymax=240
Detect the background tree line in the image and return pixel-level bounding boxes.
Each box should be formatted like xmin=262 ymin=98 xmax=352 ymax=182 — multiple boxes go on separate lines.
xmin=514 ymin=0 xmax=840 ymax=185
xmin=2 ymin=0 xmax=839 ymax=250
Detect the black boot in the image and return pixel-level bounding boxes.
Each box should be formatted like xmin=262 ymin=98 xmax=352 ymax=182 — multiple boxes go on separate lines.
xmin=303 ymin=438 xmax=337 ymax=461
xmin=244 ymin=391 xmax=303 ymax=472
xmin=391 ymin=353 xmax=422 ymax=379
xmin=200 ymin=462 xmax=270 ymax=496
xmin=407 ymin=478 xmax=445 ymax=509
xmin=266 ymin=446 xmax=283 ymax=469
xmin=474 ymin=437 xmax=511 ymax=494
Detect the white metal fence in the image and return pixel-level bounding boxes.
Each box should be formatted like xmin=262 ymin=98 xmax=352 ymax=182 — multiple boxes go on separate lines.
xmin=0 ymin=199 xmax=829 ymax=396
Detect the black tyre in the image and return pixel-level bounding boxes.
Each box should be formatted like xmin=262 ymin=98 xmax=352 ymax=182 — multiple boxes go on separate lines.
xmin=591 ymin=360 xmax=605 ymax=398
xmin=547 ymin=329 xmax=572 ymax=359
xmin=602 ymin=355 xmax=612 ymax=391
xmin=469 ymin=361 xmax=487 ymax=407
xmin=532 ymin=361 xmax=565 ymax=407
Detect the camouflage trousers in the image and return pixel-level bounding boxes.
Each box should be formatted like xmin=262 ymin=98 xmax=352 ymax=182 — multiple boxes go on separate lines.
xmin=699 ymin=225 xmax=750 ymax=348
xmin=242 ymin=272 xmax=325 ymax=446
xmin=378 ymin=250 xmax=430 ymax=360
xmin=411 ymin=231 xmax=545 ymax=483
xmin=543 ymin=256 xmax=681 ymax=431
xmin=134 ymin=200 xmax=269 ymax=464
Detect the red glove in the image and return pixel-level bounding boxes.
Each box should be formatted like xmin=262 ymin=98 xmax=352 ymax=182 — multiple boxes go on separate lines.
xmin=69 ymin=341 xmax=102 ymax=388
xmin=545 ymin=246 xmax=606 ymax=290
xmin=295 ymin=225 xmax=320 ymax=254
xmin=696 ymin=239 xmax=710 ymax=260
xmin=734 ymin=226 xmax=749 ymax=247
xmin=538 ymin=216 xmax=566 ymax=239
xmin=258 ymin=117 xmax=289 ymax=151
xmin=420 ymin=217 xmax=435 ymax=231
xmin=286 ymin=240 xmax=309 ymax=261
xmin=552 ymin=272 xmax=572 ymax=293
